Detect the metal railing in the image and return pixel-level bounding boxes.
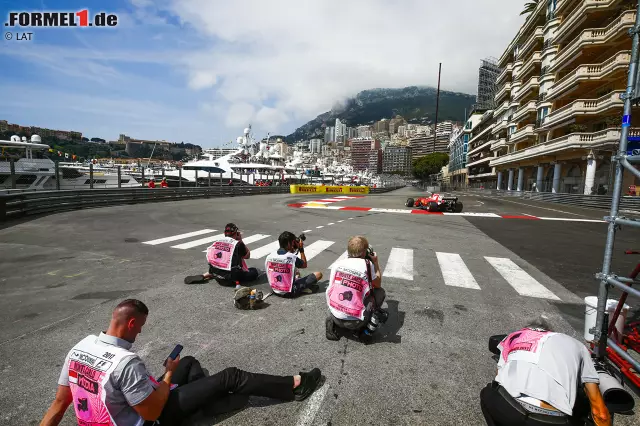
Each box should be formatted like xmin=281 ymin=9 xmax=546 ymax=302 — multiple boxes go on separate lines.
xmin=0 ymin=184 xmax=404 ymax=221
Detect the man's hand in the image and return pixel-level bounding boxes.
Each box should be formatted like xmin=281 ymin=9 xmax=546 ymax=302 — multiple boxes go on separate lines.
xmin=164 ymin=355 xmax=180 ymax=383
xmin=134 ymin=356 xmax=180 ymax=421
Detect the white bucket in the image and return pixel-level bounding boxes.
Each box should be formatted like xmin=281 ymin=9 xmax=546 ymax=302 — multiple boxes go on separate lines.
xmin=584 ymin=296 xmax=630 ymax=343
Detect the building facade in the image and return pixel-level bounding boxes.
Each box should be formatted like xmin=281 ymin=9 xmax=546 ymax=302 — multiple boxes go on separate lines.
xmin=490 ymin=0 xmax=639 ymax=194
xmin=466 ymin=109 xmax=496 ymax=187
xmin=476 ymin=58 xmax=502 ymax=110
xmin=368 ymin=149 xmax=383 ymax=174
xmin=350 ymin=138 xmax=381 ymax=171
xmin=383 ymin=145 xmax=412 ymax=175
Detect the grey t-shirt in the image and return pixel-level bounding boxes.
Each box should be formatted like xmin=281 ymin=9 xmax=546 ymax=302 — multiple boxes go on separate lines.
xmin=58 ymin=333 xmax=154 ymax=425
xmin=496 ymin=332 xmax=600 ymax=415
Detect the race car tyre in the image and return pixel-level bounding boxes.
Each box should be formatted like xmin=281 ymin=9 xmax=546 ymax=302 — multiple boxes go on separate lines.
xmin=406 ymin=198 xmax=414 ymax=207
xmin=426 ymin=201 xmax=439 ymax=212
xmin=454 ymin=202 xmax=463 ymax=213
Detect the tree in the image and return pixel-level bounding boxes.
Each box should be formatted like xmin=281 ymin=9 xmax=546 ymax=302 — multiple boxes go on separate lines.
xmin=520 ymin=0 xmax=539 ymax=16
xmin=412 ymin=152 xmax=449 ymax=180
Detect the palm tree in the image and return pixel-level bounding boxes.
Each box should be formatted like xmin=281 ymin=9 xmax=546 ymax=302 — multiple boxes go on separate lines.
xmin=520 ymin=0 xmax=539 ymax=16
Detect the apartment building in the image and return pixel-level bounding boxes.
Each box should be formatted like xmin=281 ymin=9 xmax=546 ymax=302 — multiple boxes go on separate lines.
xmin=490 ymin=0 xmax=639 ymax=194
xmin=383 ymin=145 xmax=412 ymax=175
xmin=351 ymin=138 xmax=381 ymax=171
xmin=368 ymin=149 xmax=383 ymax=174
xmin=466 ymin=109 xmax=496 ymax=186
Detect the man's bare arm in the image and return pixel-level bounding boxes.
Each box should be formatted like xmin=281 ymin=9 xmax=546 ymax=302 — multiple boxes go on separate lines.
xmin=584 ymin=382 xmax=611 ymax=426
xmin=40 ymin=385 xmax=72 ymax=426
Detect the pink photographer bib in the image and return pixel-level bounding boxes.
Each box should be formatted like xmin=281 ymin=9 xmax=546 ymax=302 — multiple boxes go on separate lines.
xmin=206 ymin=237 xmax=239 ymax=271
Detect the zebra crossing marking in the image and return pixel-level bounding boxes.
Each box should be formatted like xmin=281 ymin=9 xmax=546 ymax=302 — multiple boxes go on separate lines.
xmin=142 ymin=229 xmax=217 ymax=245
xmin=436 ymin=252 xmax=481 ymax=290
xmin=485 ymin=256 xmax=560 ymax=300
xmin=303 ymin=240 xmax=335 ymax=261
xmin=383 ymin=248 xmax=414 ymax=280
xmin=172 ymin=233 xmax=224 ymax=249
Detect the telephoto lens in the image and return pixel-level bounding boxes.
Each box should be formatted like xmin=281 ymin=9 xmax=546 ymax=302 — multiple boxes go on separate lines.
xmin=298 ymin=233 xmax=306 ymax=242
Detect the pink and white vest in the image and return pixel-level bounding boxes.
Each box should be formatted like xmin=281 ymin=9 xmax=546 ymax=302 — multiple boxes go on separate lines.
xmin=265 ymin=251 xmax=297 ymax=293
xmin=327 ymin=259 xmax=371 ymax=320
xmin=68 ymin=335 xmax=139 ymax=426
xmin=206 ymin=237 xmax=239 ymax=271
xmin=498 ymin=328 xmax=556 ymax=365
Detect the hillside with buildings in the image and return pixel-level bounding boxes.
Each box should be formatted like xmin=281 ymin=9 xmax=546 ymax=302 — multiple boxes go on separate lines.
xmin=286 ymin=86 xmax=475 ymax=142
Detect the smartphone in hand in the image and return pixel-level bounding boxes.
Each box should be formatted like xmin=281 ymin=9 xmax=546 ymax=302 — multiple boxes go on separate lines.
xmin=163 ymin=344 xmax=183 ymax=366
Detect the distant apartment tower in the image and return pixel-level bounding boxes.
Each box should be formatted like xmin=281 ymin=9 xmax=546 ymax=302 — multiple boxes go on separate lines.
xmin=351 ymin=138 xmax=381 ymax=171
xmin=374 ymin=119 xmax=389 ymax=133
xmin=368 ymin=150 xmax=382 ymax=174
xmin=357 ymin=125 xmax=373 ymax=138
xmin=410 ymin=120 xmax=454 ymax=160
xmin=383 ymin=146 xmax=412 ymax=175
xmin=309 ymin=139 xmax=323 ymax=154
xmin=324 ymin=126 xmax=335 ymax=143
xmin=475 ymin=58 xmax=501 ymax=110
xmin=335 ymin=119 xmax=347 ymax=144
xmin=389 ymin=116 xmax=407 ymax=134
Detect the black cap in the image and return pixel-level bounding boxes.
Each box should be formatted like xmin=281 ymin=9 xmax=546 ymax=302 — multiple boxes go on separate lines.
xmin=224 ymin=223 xmax=238 ymax=236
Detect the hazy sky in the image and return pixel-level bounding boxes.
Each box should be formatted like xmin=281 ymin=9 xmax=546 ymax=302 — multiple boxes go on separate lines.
xmin=0 ymin=0 xmax=527 ymax=147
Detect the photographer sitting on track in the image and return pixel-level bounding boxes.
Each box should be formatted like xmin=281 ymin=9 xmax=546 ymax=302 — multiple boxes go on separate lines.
xmin=265 ymin=231 xmax=323 ymax=296
xmin=40 ymin=299 xmax=322 ymax=426
xmin=184 ymin=223 xmax=259 ymax=288
xmin=325 ymin=236 xmax=388 ymax=342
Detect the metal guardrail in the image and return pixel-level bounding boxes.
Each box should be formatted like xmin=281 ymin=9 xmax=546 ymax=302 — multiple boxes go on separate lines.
xmin=0 ymin=185 xmax=404 ymax=221
xmin=460 ymin=188 xmax=640 ymax=211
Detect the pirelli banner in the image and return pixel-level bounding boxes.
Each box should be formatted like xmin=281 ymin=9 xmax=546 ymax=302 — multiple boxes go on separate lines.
xmin=289 ymin=185 xmax=370 ymax=194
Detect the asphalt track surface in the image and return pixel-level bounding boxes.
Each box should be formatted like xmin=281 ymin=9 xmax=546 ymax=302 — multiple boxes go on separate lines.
xmin=1 ymin=187 xmax=639 ymax=425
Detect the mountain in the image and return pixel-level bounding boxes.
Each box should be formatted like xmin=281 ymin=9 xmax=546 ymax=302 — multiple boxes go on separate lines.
xmin=286 ymin=86 xmax=476 ymax=142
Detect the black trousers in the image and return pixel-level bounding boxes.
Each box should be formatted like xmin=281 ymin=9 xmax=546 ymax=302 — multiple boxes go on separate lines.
xmin=331 ymin=288 xmax=386 ymax=331
xmin=155 ymin=356 xmax=294 ymax=426
xmin=480 ymin=382 xmax=589 ymax=426
xmin=277 ymin=273 xmax=319 ymax=297
xmin=209 ymin=265 xmax=259 ymax=285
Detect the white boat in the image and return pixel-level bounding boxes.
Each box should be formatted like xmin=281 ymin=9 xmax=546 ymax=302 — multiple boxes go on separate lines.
xmin=0 ymin=135 xmax=141 ymax=192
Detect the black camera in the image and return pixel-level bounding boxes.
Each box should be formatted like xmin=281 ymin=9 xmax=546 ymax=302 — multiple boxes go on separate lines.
xmin=294 ymin=233 xmax=306 ymax=249
xmin=365 ymin=246 xmax=375 ymax=261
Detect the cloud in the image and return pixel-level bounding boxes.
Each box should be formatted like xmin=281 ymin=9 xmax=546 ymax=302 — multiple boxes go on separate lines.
xmin=162 ymin=0 xmax=526 ymax=136
xmin=226 ymin=102 xmax=256 ymax=128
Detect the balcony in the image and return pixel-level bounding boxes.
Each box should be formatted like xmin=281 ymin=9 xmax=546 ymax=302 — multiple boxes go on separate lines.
xmin=466 ymin=155 xmax=492 ymax=168
xmin=496 ymin=64 xmax=513 ymax=85
xmin=552 ymin=9 xmax=636 ymax=73
xmin=519 ymin=27 xmax=544 ymax=58
xmin=549 ymin=51 xmax=631 ymax=100
xmin=492 ymin=117 xmax=510 ymax=135
xmin=468 ymin=123 xmax=495 ymax=146
xmin=511 ymin=100 xmax=538 ymax=123
xmin=491 ymin=138 xmax=507 ymax=151
xmin=513 ymin=76 xmax=540 ymax=102
xmin=467 ymin=140 xmax=493 ymax=157
xmin=493 ymin=100 xmax=510 ymax=117
xmin=540 ymin=90 xmax=624 ymax=129
xmin=518 ymin=51 xmax=542 ymax=81
xmin=468 ymin=171 xmax=497 ymax=179
xmin=555 ymin=0 xmax=624 ymax=44
xmin=491 ymin=127 xmax=635 ymax=166
xmin=494 ymin=82 xmax=512 ymax=103
xmin=507 ymin=124 xmax=536 ymax=144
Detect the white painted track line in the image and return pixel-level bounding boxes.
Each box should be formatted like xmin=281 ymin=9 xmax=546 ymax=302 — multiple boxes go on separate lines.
xmin=383 ymin=248 xmax=414 ymax=280
xmin=171 ymin=233 xmax=223 ymax=250
xmin=436 ymin=252 xmax=481 ymax=290
xmin=328 ymin=251 xmax=348 ymax=270
xmin=485 ymin=257 xmax=560 ymax=300
xmin=302 ymin=240 xmax=335 ymax=260
xmin=250 ymin=241 xmax=281 ymax=259
xmin=142 ymin=229 xmax=217 ymax=245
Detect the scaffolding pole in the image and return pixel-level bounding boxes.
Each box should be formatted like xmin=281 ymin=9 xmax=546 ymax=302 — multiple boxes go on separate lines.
xmin=593 ymin=0 xmax=640 ymax=379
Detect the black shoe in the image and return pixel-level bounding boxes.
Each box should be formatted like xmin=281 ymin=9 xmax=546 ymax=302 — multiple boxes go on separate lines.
xmin=309 ymin=284 xmax=320 ymax=294
xmin=325 ymin=317 xmax=340 ymax=341
xmin=376 ymin=308 xmax=389 ymax=324
xmin=293 ymin=368 xmax=321 ymax=401
xmin=184 ymin=275 xmax=206 ymax=285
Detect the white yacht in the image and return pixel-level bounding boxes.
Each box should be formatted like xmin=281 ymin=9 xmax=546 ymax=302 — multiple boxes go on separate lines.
xmin=160 ymin=126 xmax=297 ymax=186
xmin=0 ymin=135 xmax=140 ymax=192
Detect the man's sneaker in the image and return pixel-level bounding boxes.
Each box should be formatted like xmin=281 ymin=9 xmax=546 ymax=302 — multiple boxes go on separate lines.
xmin=325 ymin=317 xmax=340 ymax=341
xmin=309 ymin=284 xmax=320 ymax=294
xmin=293 ymin=368 xmax=321 ymax=401
xmin=184 ymin=275 xmax=206 ymax=285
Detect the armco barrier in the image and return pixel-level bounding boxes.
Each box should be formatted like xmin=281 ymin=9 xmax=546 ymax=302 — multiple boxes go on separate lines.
xmin=289 ymin=185 xmax=370 ymax=194
xmin=0 ymin=184 xmax=403 ymax=221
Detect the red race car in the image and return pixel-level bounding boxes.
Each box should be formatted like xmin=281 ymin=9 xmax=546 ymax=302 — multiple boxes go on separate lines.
xmin=405 ymin=193 xmax=463 ymax=212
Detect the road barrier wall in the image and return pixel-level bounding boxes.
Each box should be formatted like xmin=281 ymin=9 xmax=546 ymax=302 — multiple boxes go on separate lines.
xmin=0 ymin=184 xmax=403 ymax=221
xmin=289 ymin=185 xmax=370 ymax=194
